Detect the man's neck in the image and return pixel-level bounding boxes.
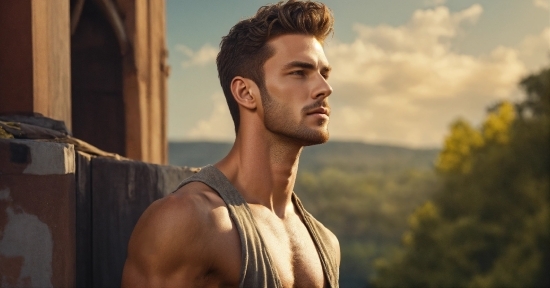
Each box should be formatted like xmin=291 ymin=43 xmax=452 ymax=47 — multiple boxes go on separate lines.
xmin=215 ymin=131 xmax=303 ymax=218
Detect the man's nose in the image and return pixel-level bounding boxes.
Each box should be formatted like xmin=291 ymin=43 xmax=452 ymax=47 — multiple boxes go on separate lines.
xmin=312 ymin=75 xmax=333 ymax=99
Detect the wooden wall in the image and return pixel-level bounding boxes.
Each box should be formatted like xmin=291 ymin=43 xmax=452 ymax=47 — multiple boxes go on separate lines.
xmin=0 ymin=0 xmax=169 ymax=164
xmin=1 ymin=140 xmax=195 ymax=286
xmin=76 ymin=152 xmax=195 ymax=287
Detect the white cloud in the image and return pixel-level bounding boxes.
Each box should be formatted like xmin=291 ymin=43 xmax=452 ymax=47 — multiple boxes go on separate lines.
xmin=324 ymin=4 xmax=533 ymax=147
xmin=186 ymin=92 xmax=235 ymax=141
xmin=176 ymin=44 xmax=218 ymax=67
xmin=518 ymin=27 xmax=550 ymax=70
xmin=533 ymin=0 xmax=549 ymax=10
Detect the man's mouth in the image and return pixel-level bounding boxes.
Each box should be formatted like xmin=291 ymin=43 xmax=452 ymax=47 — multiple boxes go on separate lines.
xmin=307 ymin=107 xmax=330 ymax=116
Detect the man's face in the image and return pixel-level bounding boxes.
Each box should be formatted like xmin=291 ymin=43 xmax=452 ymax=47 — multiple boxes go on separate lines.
xmin=260 ymin=34 xmax=333 ymax=146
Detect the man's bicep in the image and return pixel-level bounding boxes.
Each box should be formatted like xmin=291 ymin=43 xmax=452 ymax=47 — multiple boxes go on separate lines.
xmin=121 ymin=258 xmax=153 ymax=287
xmin=121 ymin=195 xmax=209 ymax=287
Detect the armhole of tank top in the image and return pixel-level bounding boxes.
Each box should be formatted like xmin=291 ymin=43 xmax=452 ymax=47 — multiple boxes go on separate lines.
xmin=170 ymin=170 xmax=249 ymax=285
xmin=178 ymin=166 xmax=283 ymax=287
xmin=204 ymin=166 xmax=283 ymax=287
xmin=292 ymin=193 xmax=337 ymax=287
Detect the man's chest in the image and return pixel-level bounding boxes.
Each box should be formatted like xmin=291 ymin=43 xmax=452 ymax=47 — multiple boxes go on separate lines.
xmin=250 ymin=207 xmax=326 ymax=287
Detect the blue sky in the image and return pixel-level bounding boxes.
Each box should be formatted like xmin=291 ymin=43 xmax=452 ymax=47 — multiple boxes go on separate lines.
xmin=166 ymin=0 xmax=549 ymax=148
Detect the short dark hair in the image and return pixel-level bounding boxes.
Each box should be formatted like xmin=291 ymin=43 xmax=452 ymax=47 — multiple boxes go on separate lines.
xmin=216 ymin=0 xmax=334 ymax=133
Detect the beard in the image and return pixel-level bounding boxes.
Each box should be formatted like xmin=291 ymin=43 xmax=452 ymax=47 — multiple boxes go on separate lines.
xmin=260 ymin=87 xmax=330 ymax=146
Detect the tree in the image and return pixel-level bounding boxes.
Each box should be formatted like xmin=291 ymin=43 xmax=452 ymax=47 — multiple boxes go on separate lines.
xmin=373 ymin=67 xmax=550 ymax=288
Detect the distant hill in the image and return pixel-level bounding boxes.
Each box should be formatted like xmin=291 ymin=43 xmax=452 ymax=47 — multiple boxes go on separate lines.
xmin=169 ymin=142 xmax=232 ymax=168
xmin=168 ymin=141 xmax=439 ymax=172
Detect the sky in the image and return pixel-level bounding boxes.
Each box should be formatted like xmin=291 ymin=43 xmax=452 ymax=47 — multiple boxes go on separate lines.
xmin=166 ymin=0 xmax=549 ymax=148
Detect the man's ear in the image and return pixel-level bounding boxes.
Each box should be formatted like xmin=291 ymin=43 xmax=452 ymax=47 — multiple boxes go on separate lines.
xmin=230 ymin=76 xmax=258 ymax=110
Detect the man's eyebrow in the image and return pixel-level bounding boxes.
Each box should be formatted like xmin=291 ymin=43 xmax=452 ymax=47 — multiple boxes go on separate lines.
xmin=283 ymin=61 xmax=332 ymax=73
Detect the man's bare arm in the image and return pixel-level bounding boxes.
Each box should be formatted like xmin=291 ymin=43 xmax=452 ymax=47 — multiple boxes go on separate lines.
xmin=121 ymin=184 xmax=237 ymax=287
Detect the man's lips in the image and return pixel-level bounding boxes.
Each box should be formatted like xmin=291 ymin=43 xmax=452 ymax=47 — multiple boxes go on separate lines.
xmin=307 ymin=107 xmax=330 ymax=116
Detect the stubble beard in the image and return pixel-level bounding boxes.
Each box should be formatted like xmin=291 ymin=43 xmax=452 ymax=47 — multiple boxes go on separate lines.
xmin=260 ymin=87 xmax=330 ymax=147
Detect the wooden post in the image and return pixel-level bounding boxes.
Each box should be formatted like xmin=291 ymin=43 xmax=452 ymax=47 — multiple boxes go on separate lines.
xmin=117 ymin=0 xmax=168 ymax=164
xmin=0 ymin=0 xmax=71 ymax=130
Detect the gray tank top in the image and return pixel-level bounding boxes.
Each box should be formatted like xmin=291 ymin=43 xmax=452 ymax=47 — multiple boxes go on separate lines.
xmin=176 ymin=165 xmax=339 ymax=287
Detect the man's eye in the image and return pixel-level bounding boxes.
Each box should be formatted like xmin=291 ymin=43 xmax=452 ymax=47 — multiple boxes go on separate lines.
xmin=290 ymin=70 xmax=305 ymax=76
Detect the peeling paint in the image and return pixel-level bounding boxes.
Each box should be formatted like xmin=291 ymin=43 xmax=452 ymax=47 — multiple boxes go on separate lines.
xmin=0 ymin=188 xmax=9 ymax=200
xmin=6 ymin=140 xmax=76 ymax=175
xmin=0 ymin=189 xmax=53 ymax=288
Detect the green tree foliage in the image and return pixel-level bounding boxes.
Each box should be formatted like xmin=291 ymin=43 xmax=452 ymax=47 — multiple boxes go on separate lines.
xmin=373 ymin=67 xmax=550 ymax=287
xmin=296 ymin=167 xmax=439 ymax=286
xmin=435 ymin=119 xmax=484 ymax=174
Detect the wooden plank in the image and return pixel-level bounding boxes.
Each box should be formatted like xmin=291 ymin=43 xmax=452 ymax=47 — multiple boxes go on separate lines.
xmin=148 ymin=0 xmax=163 ymax=164
xmin=31 ymin=0 xmax=72 ymax=130
xmin=118 ymin=0 xmax=167 ymax=164
xmin=118 ymin=0 xmax=144 ymax=163
xmin=91 ymin=157 xmax=195 ymax=287
xmin=75 ymin=152 xmax=93 ymax=287
xmin=151 ymin=0 xmax=168 ymax=164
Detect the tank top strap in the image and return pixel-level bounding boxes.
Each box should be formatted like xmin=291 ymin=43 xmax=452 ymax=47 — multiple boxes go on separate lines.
xmin=293 ymin=194 xmax=340 ymax=287
xmin=175 ymin=165 xmax=282 ymax=288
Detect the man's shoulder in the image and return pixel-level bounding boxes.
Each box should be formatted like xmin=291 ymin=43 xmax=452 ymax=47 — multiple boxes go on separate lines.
xmin=122 ymin=180 xmax=241 ymax=286
xmin=145 ymin=181 xmax=229 ymax=233
xmin=145 ymin=181 xmax=211 ymax=212
xmin=128 ymin=181 xmax=230 ymax=251
xmin=172 ymin=180 xmax=226 ymax=211
xmin=125 ymin=180 xmax=235 ymax=266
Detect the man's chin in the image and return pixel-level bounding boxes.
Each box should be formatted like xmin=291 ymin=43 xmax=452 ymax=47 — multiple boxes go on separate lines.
xmin=300 ymin=131 xmax=329 ymax=146
xmin=267 ymin=123 xmax=329 ymax=146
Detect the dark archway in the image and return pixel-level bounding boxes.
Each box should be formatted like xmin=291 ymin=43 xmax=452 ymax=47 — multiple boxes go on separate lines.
xmin=71 ymin=0 xmax=126 ymax=155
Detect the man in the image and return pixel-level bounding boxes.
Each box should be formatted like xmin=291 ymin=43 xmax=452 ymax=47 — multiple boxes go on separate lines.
xmin=122 ymin=1 xmax=339 ymax=287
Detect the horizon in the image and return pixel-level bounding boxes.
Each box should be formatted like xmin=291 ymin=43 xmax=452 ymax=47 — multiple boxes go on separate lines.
xmin=168 ymin=139 xmax=442 ymax=151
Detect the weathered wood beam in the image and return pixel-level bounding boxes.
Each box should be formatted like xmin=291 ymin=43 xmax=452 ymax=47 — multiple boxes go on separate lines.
xmin=0 ymin=0 xmax=71 ymax=130
xmin=117 ymin=0 xmax=168 ymax=164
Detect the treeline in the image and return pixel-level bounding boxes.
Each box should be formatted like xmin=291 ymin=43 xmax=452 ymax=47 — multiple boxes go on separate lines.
xmin=296 ymin=161 xmax=439 ymax=286
xmin=372 ymin=67 xmax=550 ymax=287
